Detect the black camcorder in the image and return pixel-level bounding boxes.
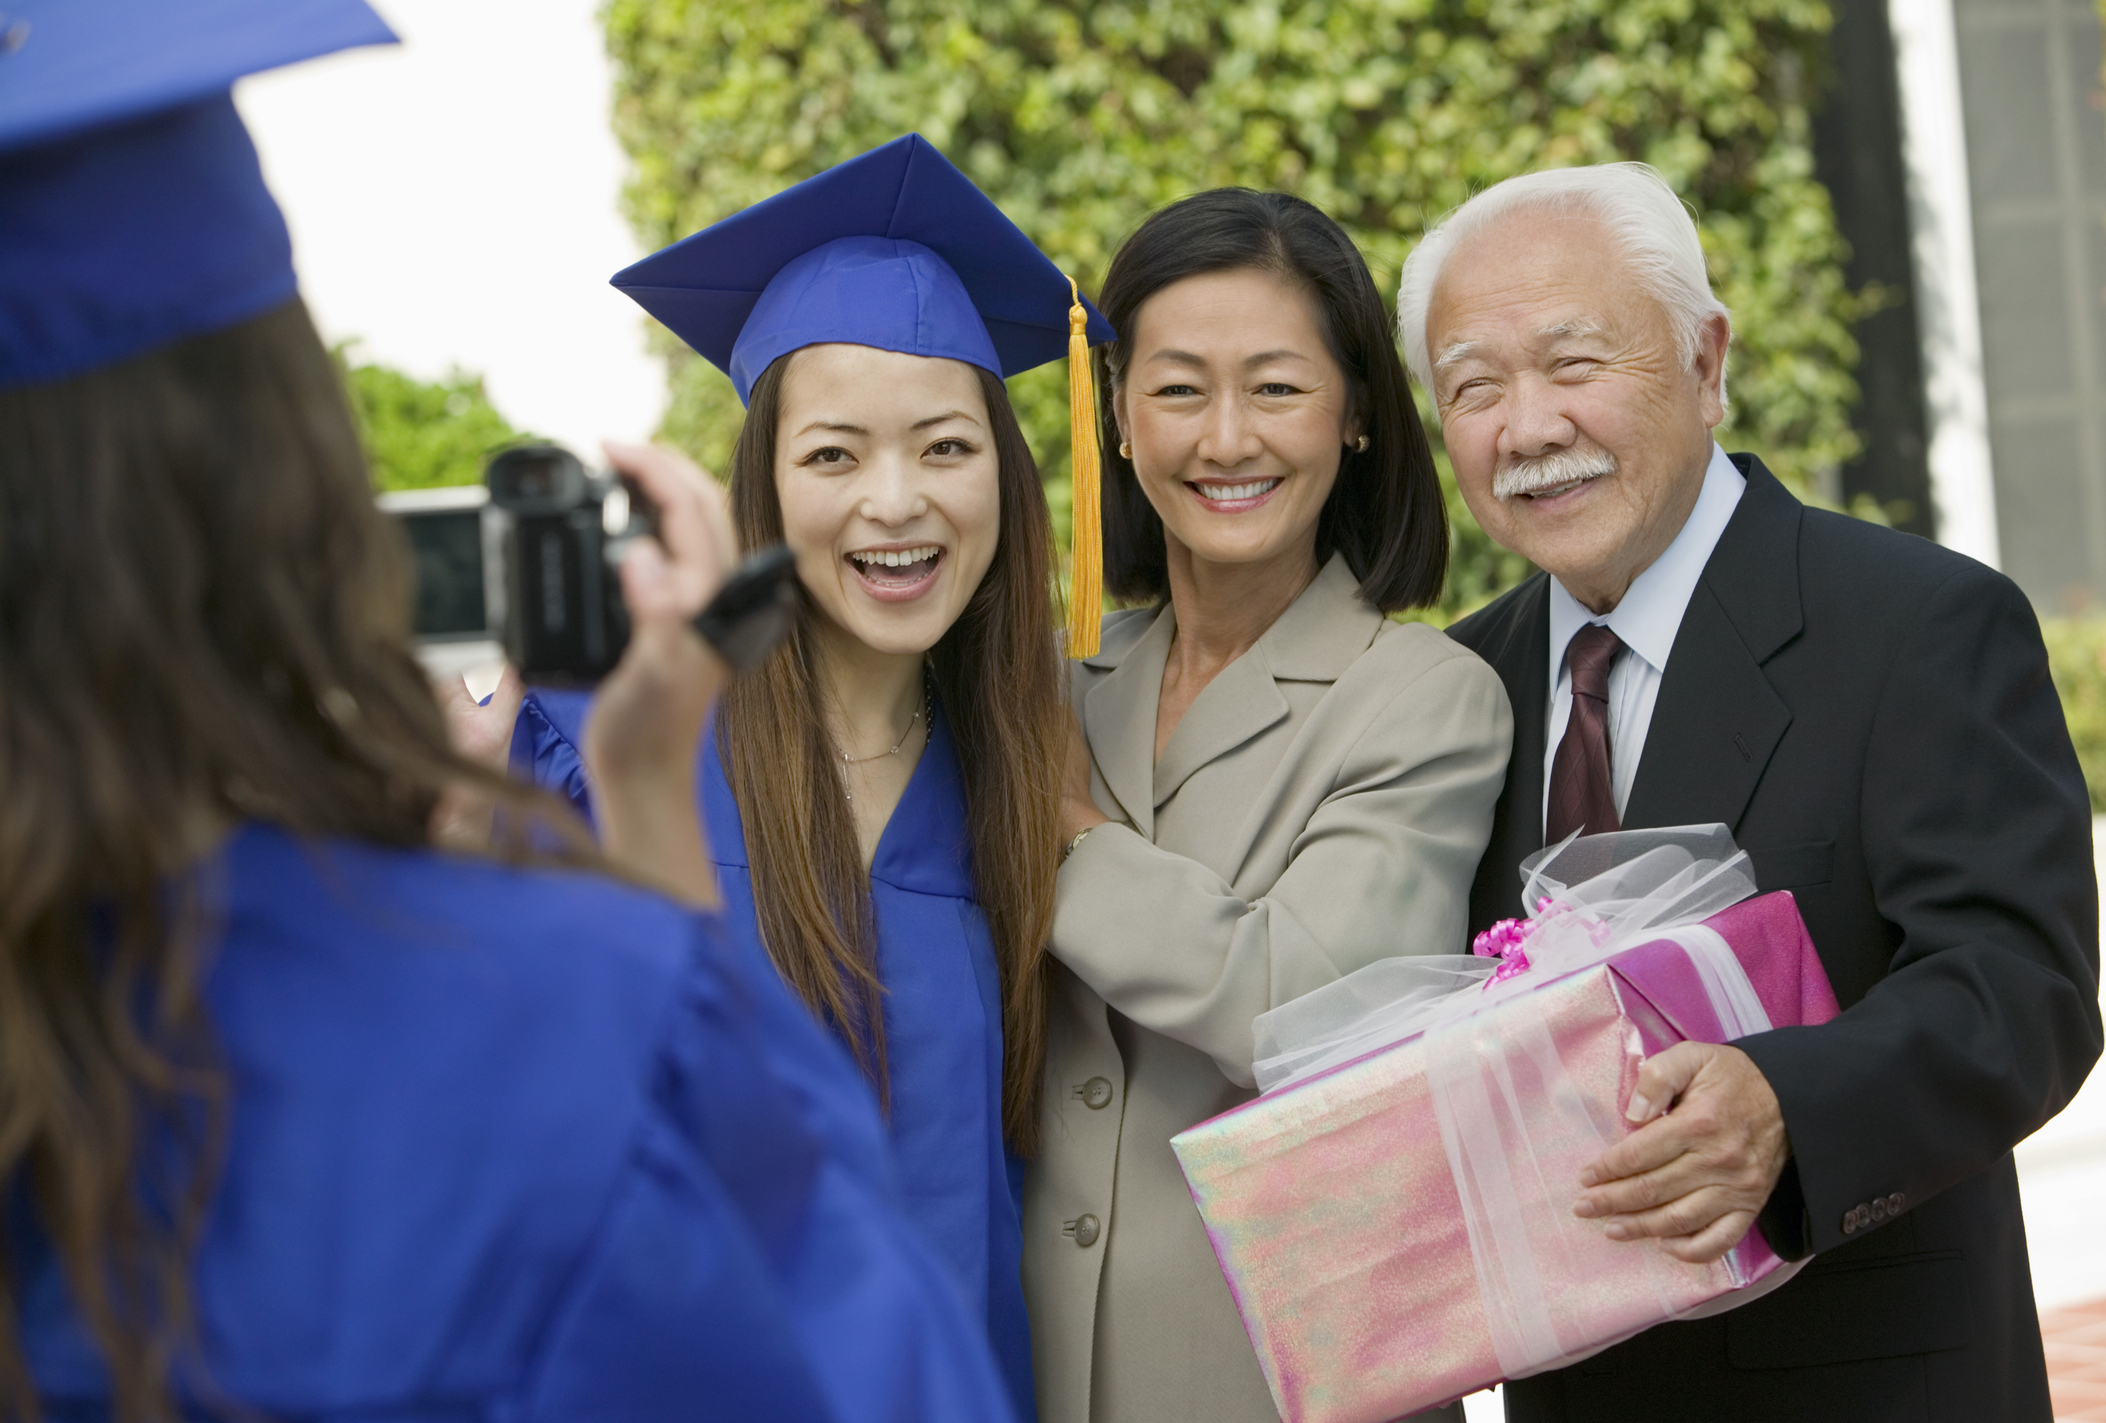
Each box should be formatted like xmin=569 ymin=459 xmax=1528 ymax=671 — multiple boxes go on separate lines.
xmin=381 ymin=444 xmax=799 ymax=685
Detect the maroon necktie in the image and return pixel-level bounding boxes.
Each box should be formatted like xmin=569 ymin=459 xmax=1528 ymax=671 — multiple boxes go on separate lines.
xmin=1545 ymin=623 xmax=1625 ymax=844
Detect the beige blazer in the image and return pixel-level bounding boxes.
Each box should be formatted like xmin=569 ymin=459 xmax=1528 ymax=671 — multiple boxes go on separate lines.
xmin=1024 ymin=555 xmax=1512 ymax=1423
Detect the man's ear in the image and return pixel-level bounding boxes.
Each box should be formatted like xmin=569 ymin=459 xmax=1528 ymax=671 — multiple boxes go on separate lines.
xmin=1694 ymin=312 xmax=1731 ymax=429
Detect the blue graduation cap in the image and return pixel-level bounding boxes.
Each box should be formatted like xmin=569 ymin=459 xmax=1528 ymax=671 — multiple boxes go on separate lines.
xmin=610 ymin=134 xmax=1114 ymax=403
xmin=609 ymin=134 xmax=1116 ymax=654
xmin=0 ymin=0 xmax=398 ymax=389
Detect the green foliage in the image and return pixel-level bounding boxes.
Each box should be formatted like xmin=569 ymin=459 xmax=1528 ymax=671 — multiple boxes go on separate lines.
xmin=2043 ymin=617 xmax=2106 ymax=812
xmin=337 ymin=344 xmax=527 ymax=492
xmin=605 ymin=0 xmax=1870 ymax=613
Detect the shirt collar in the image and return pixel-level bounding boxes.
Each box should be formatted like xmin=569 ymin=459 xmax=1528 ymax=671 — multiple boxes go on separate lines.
xmin=1546 ymin=442 xmax=1746 ymax=681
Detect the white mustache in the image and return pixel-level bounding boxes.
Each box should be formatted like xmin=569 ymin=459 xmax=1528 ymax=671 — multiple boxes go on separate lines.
xmin=1493 ymin=448 xmax=1618 ymax=500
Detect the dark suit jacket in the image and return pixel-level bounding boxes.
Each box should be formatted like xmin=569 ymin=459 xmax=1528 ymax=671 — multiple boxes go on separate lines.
xmin=1447 ymin=455 xmax=2102 ymax=1423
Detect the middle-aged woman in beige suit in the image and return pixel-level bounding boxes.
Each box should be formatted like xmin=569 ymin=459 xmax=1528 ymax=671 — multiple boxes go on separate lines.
xmin=1024 ymin=188 xmax=1512 ymax=1423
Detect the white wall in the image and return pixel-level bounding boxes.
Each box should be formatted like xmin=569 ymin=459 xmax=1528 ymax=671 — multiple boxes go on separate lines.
xmin=235 ymin=0 xmax=664 ymax=461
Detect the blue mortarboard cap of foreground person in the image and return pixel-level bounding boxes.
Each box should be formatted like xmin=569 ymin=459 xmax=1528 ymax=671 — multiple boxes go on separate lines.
xmin=0 ymin=0 xmax=399 ymax=389
xmin=610 ymin=134 xmax=1115 ymax=405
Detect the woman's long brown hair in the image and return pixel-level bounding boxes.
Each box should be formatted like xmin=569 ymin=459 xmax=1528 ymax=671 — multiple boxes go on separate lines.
xmin=0 ymin=299 xmax=585 ymax=1421
xmin=718 ymin=357 xmax=1063 ymax=1154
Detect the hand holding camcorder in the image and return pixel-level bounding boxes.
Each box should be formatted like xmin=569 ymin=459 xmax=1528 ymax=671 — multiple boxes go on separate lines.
xmin=385 ymin=443 xmax=799 ymax=684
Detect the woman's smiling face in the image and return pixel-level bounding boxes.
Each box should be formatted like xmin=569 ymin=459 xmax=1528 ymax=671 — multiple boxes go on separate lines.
xmin=773 ymin=343 xmax=1001 ymax=658
xmin=1113 ymin=266 xmax=1358 ymax=575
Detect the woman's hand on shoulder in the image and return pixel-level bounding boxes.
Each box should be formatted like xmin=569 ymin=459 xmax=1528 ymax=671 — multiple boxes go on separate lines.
xmin=1061 ymin=709 xmax=1111 ymax=842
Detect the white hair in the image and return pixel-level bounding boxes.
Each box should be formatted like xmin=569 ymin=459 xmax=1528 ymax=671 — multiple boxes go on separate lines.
xmin=1396 ymin=162 xmax=1729 ymax=398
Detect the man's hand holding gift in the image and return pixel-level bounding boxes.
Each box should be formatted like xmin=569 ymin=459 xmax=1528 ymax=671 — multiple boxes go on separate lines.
xmin=1574 ymin=1041 xmax=1790 ymax=1265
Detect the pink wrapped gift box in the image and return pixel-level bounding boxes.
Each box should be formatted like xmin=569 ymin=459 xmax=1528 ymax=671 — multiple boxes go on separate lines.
xmin=1171 ymin=891 xmax=1840 ymax=1423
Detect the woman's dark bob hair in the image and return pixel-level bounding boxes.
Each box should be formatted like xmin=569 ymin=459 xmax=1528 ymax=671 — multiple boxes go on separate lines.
xmin=1094 ymin=188 xmax=1447 ymax=612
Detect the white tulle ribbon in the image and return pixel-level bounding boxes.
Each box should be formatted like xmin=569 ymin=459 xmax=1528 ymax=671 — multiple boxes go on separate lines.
xmin=1249 ymin=825 xmax=1779 ymax=1379
xmin=1252 ymin=825 xmax=1766 ymax=1094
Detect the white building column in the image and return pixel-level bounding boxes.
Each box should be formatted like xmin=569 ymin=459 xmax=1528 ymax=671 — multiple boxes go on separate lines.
xmin=1889 ymin=0 xmax=2002 ymax=568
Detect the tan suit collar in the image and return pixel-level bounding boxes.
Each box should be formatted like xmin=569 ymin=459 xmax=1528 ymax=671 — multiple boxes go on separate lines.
xmin=1081 ymin=554 xmax=1383 ymax=827
xmin=1082 ymin=602 xmax=1174 ymax=836
xmin=1253 ymin=553 xmax=1385 ymax=681
xmin=1078 ymin=553 xmax=1377 ymax=674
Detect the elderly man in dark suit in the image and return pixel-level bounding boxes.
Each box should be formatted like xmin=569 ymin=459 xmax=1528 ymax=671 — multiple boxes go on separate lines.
xmin=1403 ymin=162 xmax=2103 ymax=1422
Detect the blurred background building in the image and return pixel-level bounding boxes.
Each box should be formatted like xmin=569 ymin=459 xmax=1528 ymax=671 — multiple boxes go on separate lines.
xmin=1820 ymin=0 xmax=2106 ymax=613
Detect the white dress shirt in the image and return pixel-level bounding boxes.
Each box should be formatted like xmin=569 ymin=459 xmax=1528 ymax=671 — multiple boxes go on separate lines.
xmin=1541 ymin=443 xmax=1745 ymax=837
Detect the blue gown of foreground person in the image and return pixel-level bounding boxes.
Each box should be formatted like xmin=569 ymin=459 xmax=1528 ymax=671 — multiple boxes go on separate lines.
xmin=13 ymin=824 xmax=1017 ymax=1423
xmin=514 ymin=689 xmax=1036 ymax=1419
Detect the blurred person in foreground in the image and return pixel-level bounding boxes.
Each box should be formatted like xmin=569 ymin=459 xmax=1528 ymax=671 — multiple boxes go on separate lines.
xmin=1410 ymin=162 xmax=2101 ymax=1422
xmin=0 ymin=3 xmax=1018 ymax=1420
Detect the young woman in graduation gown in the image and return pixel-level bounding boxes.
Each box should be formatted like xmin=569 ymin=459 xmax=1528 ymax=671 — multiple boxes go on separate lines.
xmin=492 ymin=137 xmax=1101 ymax=1418
xmin=0 ymin=8 xmax=1020 ymax=1420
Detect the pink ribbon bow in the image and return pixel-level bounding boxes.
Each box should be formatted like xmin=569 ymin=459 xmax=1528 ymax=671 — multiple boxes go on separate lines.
xmin=1471 ymin=895 xmax=1613 ymax=986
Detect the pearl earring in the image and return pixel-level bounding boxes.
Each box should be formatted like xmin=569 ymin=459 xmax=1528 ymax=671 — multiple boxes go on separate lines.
xmin=1118 ymin=440 xmax=1133 ymax=460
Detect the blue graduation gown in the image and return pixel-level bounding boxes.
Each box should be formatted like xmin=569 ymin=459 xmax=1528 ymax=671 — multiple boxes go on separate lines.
xmin=514 ymin=692 xmax=1035 ymax=1419
xmin=16 ymin=823 xmax=1016 ymax=1423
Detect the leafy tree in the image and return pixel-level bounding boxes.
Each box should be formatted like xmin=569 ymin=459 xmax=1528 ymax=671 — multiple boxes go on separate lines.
xmin=337 ymin=344 xmax=528 ymax=492
xmin=605 ymin=0 xmax=1868 ymax=614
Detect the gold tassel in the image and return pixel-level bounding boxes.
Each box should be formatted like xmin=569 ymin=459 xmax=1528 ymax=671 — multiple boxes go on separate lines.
xmin=1065 ymin=275 xmax=1103 ymax=659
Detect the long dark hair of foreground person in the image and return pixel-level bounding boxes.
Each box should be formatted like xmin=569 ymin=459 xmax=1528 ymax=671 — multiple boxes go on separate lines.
xmin=0 ymin=299 xmax=582 ymax=1421
xmin=1093 ymin=188 xmax=1449 ymax=611
xmin=718 ymin=356 xmax=1062 ymax=1155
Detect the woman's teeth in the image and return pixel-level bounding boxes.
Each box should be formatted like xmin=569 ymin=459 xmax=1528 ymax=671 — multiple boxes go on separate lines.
xmin=849 ymin=546 xmax=943 ymax=588
xmin=1197 ymin=479 xmax=1280 ymax=502
xmin=850 ymin=545 xmax=941 ymax=569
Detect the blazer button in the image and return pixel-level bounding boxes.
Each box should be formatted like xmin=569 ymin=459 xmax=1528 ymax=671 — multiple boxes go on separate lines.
xmin=1063 ymin=1214 xmax=1101 ymax=1247
xmin=1870 ymin=1198 xmax=1888 ymax=1224
xmin=1887 ymin=1192 xmax=1907 ymax=1215
xmin=1078 ymin=1077 xmax=1114 ymax=1110
xmin=1842 ymin=1206 xmax=1861 ymax=1235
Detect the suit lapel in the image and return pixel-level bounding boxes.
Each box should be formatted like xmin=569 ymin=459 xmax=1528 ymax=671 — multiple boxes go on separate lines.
xmin=1151 ymin=646 xmax=1290 ymax=808
xmin=1468 ymin=575 xmax=1551 ymax=921
xmin=1083 ymin=557 xmax=1380 ymax=843
xmin=1151 ymin=555 xmax=1371 ymax=812
xmin=1484 ymin=578 xmax=1550 ymax=834
xmin=1622 ymin=581 xmax=1794 ymax=830
xmin=1623 ymin=456 xmax=1803 ymax=834
xmin=1082 ymin=604 xmax=1174 ymax=838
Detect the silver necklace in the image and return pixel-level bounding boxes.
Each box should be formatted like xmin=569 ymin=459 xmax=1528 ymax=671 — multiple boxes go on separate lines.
xmin=838 ymin=687 xmax=928 ymax=802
